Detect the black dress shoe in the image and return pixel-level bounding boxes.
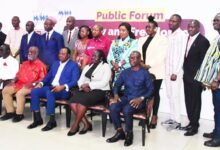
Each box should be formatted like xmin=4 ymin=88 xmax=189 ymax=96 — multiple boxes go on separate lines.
xmin=179 ymin=124 xmax=192 ymax=131
xmin=79 ymin=123 xmax=93 ymax=135
xmin=106 ymin=130 xmax=125 ymax=143
xmin=203 ymin=132 xmax=214 ymax=138
xmin=184 ymin=129 xmax=198 ymax=136
xmin=67 ymin=126 xmax=80 ymax=136
xmin=149 ymin=123 xmax=157 ymax=129
xmin=27 ymin=119 xmax=43 ymax=129
xmin=204 ymin=139 xmax=220 ymax=147
xmin=12 ymin=114 xmax=24 ymax=123
xmin=41 ymin=121 xmax=57 ymax=131
xmin=0 ymin=112 xmax=15 ymax=121
xmin=124 ymin=132 xmax=133 ymax=146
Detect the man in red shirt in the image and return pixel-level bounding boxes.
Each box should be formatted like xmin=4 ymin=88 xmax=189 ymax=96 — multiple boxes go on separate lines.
xmin=0 ymin=46 xmax=47 ymax=122
xmin=84 ymin=24 xmax=112 ymax=64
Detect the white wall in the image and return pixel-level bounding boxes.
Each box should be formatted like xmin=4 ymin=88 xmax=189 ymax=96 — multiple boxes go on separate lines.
xmin=0 ymin=0 xmax=218 ymax=120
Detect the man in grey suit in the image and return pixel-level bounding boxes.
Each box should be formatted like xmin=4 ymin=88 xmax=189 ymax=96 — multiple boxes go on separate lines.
xmin=62 ymin=16 xmax=79 ymax=54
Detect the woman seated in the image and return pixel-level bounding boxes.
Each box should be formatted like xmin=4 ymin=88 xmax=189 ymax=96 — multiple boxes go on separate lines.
xmin=72 ymin=25 xmax=93 ymax=70
xmin=68 ymin=49 xmax=111 ymax=136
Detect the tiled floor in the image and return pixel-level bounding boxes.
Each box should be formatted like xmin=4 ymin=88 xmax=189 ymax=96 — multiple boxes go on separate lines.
xmin=0 ymin=104 xmax=217 ymax=150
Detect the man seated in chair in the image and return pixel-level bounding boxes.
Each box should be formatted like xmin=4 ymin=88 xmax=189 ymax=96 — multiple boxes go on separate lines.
xmin=27 ymin=47 xmax=80 ymax=131
xmin=0 ymin=44 xmax=19 ymax=114
xmin=106 ymin=51 xmax=154 ymax=146
xmin=0 ymin=46 xmax=47 ymax=122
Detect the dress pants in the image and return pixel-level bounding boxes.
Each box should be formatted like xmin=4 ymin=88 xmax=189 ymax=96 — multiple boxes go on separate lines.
xmin=152 ymin=79 xmax=162 ymax=116
xmin=31 ymin=86 xmax=70 ymax=115
xmin=109 ymin=97 xmax=145 ymax=132
xmin=165 ymin=75 xmax=183 ymax=123
xmin=184 ymin=80 xmax=202 ymax=129
xmin=2 ymin=85 xmax=31 ymax=114
xmin=212 ymin=89 xmax=220 ymax=139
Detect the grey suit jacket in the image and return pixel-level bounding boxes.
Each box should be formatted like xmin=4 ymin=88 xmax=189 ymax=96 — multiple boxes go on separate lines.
xmin=62 ymin=27 xmax=79 ymax=53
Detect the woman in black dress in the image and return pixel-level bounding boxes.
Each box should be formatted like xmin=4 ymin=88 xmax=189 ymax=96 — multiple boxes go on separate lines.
xmin=67 ymin=49 xmax=111 ymax=136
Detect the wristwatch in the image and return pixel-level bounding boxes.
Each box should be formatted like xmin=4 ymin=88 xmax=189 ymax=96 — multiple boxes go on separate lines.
xmin=140 ymin=96 xmax=145 ymax=100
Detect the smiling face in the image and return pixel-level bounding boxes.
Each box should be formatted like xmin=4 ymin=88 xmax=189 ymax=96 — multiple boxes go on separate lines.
xmin=119 ymin=25 xmax=129 ymax=40
xmin=146 ymin=22 xmax=156 ymax=36
xmin=213 ymin=13 xmax=220 ymax=32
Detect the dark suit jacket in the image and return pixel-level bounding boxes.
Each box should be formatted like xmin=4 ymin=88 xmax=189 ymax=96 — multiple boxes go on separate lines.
xmin=42 ymin=60 xmax=80 ymax=89
xmin=19 ymin=32 xmax=41 ymax=63
xmin=183 ymin=34 xmax=210 ymax=83
xmin=0 ymin=31 xmax=6 ymax=46
xmin=39 ymin=31 xmax=64 ymax=66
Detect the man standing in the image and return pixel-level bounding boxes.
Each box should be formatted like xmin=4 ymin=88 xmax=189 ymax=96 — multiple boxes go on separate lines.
xmin=179 ymin=20 xmax=210 ymax=136
xmin=0 ymin=22 xmax=6 ymax=46
xmin=162 ymin=14 xmax=187 ymax=130
xmin=62 ymin=16 xmax=78 ymax=54
xmin=28 ymin=47 xmax=80 ymax=131
xmin=195 ymin=13 xmax=220 ymax=147
xmin=84 ymin=24 xmax=111 ymax=64
xmin=39 ymin=16 xmax=64 ymax=67
xmin=0 ymin=46 xmax=47 ymax=122
xmin=106 ymin=51 xmax=154 ymax=147
xmin=4 ymin=16 xmax=26 ymax=58
xmin=18 ymin=21 xmax=41 ymax=63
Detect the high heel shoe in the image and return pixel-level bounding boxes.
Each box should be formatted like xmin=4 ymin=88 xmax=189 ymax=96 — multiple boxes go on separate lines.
xmin=67 ymin=126 xmax=79 ymax=136
xmin=79 ymin=122 xmax=93 ymax=135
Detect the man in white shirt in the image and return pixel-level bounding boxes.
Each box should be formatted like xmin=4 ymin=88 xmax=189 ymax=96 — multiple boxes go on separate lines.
xmin=162 ymin=14 xmax=187 ymax=130
xmin=4 ymin=16 xmax=26 ymax=58
xmin=0 ymin=44 xmax=19 ymax=114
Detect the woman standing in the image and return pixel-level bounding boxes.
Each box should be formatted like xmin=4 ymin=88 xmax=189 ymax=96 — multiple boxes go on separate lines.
xmin=107 ymin=22 xmax=138 ymax=81
xmin=72 ymin=25 xmax=93 ymax=69
xmin=138 ymin=16 xmax=168 ymax=129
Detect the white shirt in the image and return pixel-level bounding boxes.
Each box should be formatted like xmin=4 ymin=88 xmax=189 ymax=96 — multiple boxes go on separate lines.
xmin=46 ymin=30 xmax=54 ymax=40
xmin=185 ymin=32 xmax=200 ymax=57
xmin=5 ymin=28 xmax=26 ymax=55
xmin=0 ymin=56 xmax=19 ymax=89
xmin=27 ymin=31 xmax=34 ymax=44
xmin=51 ymin=60 xmax=69 ymax=91
xmin=166 ymin=28 xmax=187 ymax=76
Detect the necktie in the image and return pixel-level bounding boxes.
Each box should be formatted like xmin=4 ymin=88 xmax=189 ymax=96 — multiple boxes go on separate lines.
xmin=68 ymin=31 xmax=71 ymax=43
xmin=185 ymin=36 xmax=191 ymax=58
xmin=46 ymin=32 xmax=49 ymax=41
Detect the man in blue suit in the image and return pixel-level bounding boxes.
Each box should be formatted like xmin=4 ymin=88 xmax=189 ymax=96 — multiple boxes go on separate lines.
xmin=18 ymin=21 xmax=41 ymax=63
xmin=39 ymin=16 xmax=64 ymax=68
xmin=27 ymin=47 xmax=80 ymax=131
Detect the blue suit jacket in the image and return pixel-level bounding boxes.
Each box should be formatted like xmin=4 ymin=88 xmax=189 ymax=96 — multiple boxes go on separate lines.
xmin=42 ymin=60 xmax=80 ymax=90
xmin=19 ymin=32 xmax=41 ymax=63
xmin=39 ymin=31 xmax=64 ymax=66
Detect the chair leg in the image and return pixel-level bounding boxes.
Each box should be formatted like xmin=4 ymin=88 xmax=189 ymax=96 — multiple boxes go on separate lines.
xmin=102 ymin=112 xmax=108 ymax=137
xmin=146 ymin=118 xmax=150 ymax=133
xmin=141 ymin=119 xmax=146 ymax=146
xmin=59 ymin=105 xmax=62 ymax=115
xmin=65 ymin=105 xmax=71 ymax=128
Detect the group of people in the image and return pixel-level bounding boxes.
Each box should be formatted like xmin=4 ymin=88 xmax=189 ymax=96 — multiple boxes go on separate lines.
xmin=0 ymin=12 xmax=219 ymax=147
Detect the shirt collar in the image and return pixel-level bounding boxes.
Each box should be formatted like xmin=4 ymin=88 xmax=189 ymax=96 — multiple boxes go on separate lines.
xmin=189 ymin=32 xmax=200 ymax=40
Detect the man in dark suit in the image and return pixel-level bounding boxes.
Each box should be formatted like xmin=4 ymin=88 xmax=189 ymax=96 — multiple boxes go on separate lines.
xmin=180 ymin=20 xmax=210 ymax=136
xmin=27 ymin=47 xmax=80 ymax=131
xmin=39 ymin=16 xmax=64 ymax=67
xmin=18 ymin=21 xmax=41 ymax=63
xmin=0 ymin=22 xmax=6 ymax=46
